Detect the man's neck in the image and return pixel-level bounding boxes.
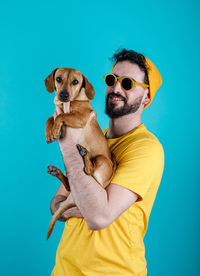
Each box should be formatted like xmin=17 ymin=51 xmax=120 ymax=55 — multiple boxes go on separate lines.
xmin=106 ymin=113 xmax=142 ymax=139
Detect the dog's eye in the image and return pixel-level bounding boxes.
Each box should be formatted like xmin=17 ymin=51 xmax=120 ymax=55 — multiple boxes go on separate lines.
xmin=72 ymin=79 xmax=79 ymax=85
xmin=56 ymin=77 xmax=62 ymax=83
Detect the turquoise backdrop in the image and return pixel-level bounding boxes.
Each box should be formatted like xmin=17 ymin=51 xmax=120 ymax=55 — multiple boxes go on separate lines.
xmin=0 ymin=0 xmax=199 ymax=275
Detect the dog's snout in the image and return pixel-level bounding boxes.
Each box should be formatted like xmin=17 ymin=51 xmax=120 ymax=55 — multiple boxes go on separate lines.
xmin=59 ymin=90 xmax=69 ymax=102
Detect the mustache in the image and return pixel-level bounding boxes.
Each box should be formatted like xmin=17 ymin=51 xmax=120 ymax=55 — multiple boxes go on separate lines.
xmin=107 ymin=92 xmax=127 ymax=102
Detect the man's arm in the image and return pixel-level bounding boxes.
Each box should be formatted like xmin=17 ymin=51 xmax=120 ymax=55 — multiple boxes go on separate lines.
xmin=50 ymin=168 xmax=138 ymax=227
xmin=63 ymin=146 xmax=138 ymax=230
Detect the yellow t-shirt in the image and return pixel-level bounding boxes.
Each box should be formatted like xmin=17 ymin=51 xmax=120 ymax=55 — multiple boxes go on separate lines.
xmin=51 ymin=123 xmax=164 ymax=276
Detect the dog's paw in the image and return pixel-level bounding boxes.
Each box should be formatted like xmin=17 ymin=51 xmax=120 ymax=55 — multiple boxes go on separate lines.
xmin=46 ymin=137 xmax=57 ymax=144
xmin=45 ymin=130 xmax=52 ymax=143
xmin=45 ymin=130 xmax=57 ymax=144
xmin=52 ymin=123 xmax=62 ymax=141
xmin=76 ymin=144 xmax=88 ymax=157
xmin=47 ymin=165 xmax=60 ymax=176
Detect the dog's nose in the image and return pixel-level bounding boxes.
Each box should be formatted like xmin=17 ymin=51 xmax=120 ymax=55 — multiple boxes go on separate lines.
xmin=59 ymin=90 xmax=69 ymax=102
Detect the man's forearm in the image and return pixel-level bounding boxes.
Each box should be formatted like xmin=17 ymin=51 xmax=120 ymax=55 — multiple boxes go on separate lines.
xmin=62 ymin=145 xmax=109 ymax=230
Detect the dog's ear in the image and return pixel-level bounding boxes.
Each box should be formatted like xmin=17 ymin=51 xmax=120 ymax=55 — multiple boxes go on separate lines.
xmin=82 ymin=74 xmax=95 ymax=100
xmin=44 ymin=68 xmax=59 ymax=93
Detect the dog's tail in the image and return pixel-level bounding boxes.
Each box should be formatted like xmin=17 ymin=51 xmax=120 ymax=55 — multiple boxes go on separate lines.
xmin=47 ymin=202 xmax=76 ymax=240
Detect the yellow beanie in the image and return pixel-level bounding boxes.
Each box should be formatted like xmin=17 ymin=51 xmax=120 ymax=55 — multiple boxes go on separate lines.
xmin=111 ymin=56 xmax=162 ymax=109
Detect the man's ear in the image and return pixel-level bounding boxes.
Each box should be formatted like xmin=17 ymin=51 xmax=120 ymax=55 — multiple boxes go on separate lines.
xmin=82 ymin=74 xmax=95 ymax=100
xmin=44 ymin=68 xmax=59 ymax=93
xmin=143 ymin=97 xmax=150 ymax=106
xmin=143 ymin=90 xmax=150 ymax=106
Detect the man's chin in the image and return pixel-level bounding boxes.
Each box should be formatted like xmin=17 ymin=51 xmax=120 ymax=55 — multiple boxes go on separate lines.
xmin=105 ymin=100 xmax=142 ymax=118
xmin=105 ymin=106 xmax=124 ymax=119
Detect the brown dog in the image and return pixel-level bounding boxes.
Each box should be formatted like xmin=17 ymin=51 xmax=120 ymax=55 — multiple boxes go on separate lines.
xmin=45 ymin=68 xmax=116 ymax=239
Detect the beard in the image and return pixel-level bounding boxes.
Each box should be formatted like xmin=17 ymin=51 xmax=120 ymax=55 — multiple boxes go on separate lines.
xmin=105 ymin=92 xmax=143 ymax=119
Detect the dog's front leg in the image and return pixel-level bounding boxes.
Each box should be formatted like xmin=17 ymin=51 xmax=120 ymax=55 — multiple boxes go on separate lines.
xmin=46 ymin=115 xmax=63 ymax=143
xmin=52 ymin=113 xmax=86 ymax=139
xmin=45 ymin=116 xmax=55 ymax=143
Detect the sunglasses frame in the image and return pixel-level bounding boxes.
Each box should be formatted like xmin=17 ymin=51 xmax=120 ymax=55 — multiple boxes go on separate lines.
xmin=103 ymin=73 xmax=149 ymax=92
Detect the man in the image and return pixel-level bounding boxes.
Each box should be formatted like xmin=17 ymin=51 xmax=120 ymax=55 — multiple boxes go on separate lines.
xmin=50 ymin=49 xmax=164 ymax=276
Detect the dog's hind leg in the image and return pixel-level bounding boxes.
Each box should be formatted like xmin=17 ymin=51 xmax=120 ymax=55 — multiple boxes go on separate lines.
xmin=47 ymin=165 xmax=70 ymax=191
xmin=91 ymin=155 xmax=114 ymax=189
xmin=76 ymin=144 xmax=114 ymax=189
xmin=76 ymin=144 xmax=95 ymax=175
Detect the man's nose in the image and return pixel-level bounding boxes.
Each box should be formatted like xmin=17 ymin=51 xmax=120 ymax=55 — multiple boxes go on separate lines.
xmin=113 ymin=79 xmax=122 ymax=93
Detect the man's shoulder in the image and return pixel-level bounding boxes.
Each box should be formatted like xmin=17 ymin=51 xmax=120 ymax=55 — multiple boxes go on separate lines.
xmin=103 ymin=124 xmax=164 ymax=161
xmin=102 ymin=128 xmax=108 ymax=136
xmin=125 ymin=125 xmax=164 ymax=156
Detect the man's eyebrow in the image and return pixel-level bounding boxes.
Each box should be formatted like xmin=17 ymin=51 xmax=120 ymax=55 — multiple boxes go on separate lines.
xmin=114 ymin=73 xmax=136 ymax=82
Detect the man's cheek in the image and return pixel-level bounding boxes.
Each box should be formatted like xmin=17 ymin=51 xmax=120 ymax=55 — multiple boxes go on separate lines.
xmin=106 ymin=86 xmax=112 ymax=94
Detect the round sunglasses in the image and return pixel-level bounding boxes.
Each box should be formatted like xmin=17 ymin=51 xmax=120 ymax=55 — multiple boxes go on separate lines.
xmin=103 ymin=73 xmax=149 ymax=92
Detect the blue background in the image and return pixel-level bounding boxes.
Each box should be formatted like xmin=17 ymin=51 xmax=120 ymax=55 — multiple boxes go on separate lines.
xmin=0 ymin=0 xmax=199 ymax=275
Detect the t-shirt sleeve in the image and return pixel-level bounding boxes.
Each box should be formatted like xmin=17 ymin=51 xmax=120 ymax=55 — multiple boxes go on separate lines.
xmin=110 ymin=138 xmax=164 ymax=201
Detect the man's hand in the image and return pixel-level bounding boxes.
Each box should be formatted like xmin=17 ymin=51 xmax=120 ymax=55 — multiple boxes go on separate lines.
xmin=61 ymin=193 xmax=83 ymax=220
xmin=62 ymin=206 xmax=83 ymax=220
xmin=51 ymin=192 xmax=83 ymax=221
xmin=53 ymin=103 xmax=83 ymax=159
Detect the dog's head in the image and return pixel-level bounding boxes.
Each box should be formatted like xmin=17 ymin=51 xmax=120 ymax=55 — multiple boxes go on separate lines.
xmin=44 ymin=68 xmax=95 ymax=104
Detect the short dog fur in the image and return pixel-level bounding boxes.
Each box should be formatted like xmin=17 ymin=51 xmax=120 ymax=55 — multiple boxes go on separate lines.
xmin=45 ymin=68 xmax=116 ymax=239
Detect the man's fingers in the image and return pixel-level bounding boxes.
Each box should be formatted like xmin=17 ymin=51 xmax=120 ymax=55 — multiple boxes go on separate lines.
xmin=63 ymin=102 xmax=70 ymax=113
xmin=53 ymin=104 xmax=70 ymax=119
xmin=56 ymin=105 xmax=63 ymax=115
xmin=53 ymin=106 xmax=63 ymax=120
xmin=53 ymin=110 xmax=57 ymax=120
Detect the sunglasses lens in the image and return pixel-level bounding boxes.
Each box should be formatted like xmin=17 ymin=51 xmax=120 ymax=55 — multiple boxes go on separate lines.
xmin=121 ymin=78 xmax=133 ymax=90
xmin=105 ymin=74 xmax=115 ymax=86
